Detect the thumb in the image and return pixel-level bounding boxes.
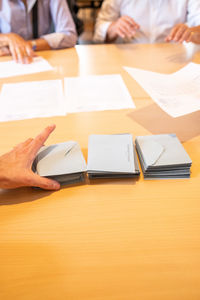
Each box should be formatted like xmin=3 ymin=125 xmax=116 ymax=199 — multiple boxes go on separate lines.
xmin=28 ymin=173 xmax=60 ymax=190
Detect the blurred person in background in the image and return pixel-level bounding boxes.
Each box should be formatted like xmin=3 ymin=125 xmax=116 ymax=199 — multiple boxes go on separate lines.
xmin=94 ymin=0 xmax=200 ymax=44
xmin=0 ymin=0 xmax=77 ymax=64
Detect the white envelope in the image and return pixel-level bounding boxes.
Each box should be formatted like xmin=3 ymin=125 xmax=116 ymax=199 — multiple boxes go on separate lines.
xmin=34 ymin=141 xmax=87 ymax=177
xmin=87 ymin=133 xmax=141 ymax=180
xmin=136 ymin=134 xmax=192 ymax=168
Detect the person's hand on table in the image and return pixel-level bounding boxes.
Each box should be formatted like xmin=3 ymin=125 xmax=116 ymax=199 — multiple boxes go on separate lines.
xmin=0 ymin=39 xmax=10 ymax=56
xmin=106 ymin=16 xmax=140 ymax=42
xmin=0 ymin=124 xmax=60 ymax=190
xmin=165 ymin=24 xmax=200 ymax=44
xmin=0 ymin=33 xmax=36 ymax=64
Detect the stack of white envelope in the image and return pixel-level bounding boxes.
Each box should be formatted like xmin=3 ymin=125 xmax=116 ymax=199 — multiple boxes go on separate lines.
xmin=87 ymin=134 xmax=140 ymax=179
xmin=33 ymin=141 xmax=87 ymax=185
xmin=135 ymin=134 xmax=192 ymax=179
xmin=33 ymin=134 xmax=140 ymax=186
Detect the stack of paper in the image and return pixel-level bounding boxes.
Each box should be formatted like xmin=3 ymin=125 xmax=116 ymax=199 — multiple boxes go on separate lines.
xmin=87 ymin=134 xmax=140 ymax=179
xmin=135 ymin=134 xmax=192 ymax=179
xmin=33 ymin=141 xmax=87 ymax=185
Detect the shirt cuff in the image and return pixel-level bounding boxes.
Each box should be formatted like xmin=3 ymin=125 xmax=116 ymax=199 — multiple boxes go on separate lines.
xmin=41 ymin=32 xmax=77 ymax=49
xmin=94 ymin=21 xmax=112 ymax=43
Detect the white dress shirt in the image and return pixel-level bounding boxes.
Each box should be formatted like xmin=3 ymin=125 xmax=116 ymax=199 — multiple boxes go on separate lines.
xmin=0 ymin=0 xmax=77 ymax=49
xmin=94 ymin=0 xmax=200 ymax=43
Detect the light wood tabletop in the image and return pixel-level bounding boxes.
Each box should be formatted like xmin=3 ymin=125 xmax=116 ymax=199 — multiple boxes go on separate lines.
xmin=0 ymin=43 xmax=200 ymax=300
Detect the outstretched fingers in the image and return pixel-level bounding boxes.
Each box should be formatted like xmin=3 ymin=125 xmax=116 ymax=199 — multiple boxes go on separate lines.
xmin=29 ymin=124 xmax=56 ymax=158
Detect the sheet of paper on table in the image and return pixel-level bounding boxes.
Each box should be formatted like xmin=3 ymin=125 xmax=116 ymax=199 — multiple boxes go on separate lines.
xmin=0 ymin=74 xmax=135 ymax=122
xmin=0 ymin=80 xmax=65 ymax=122
xmin=0 ymin=57 xmax=53 ymax=78
xmin=124 ymin=63 xmax=200 ymax=117
xmin=64 ymin=74 xmax=135 ymax=113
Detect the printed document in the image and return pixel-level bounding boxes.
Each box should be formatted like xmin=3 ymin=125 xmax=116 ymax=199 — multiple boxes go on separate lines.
xmin=124 ymin=63 xmax=200 ymax=117
xmin=0 ymin=74 xmax=135 ymax=122
xmin=64 ymin=74 xmax=135 ymax=113
xmin=0 ymin=80 xmax=65 ymax=121
xmin=0 ymin=57 xmax=53 ymax=78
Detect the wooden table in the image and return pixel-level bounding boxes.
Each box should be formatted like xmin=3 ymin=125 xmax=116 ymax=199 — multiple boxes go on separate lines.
xmin=0 ymin=44 xmax=200 ymax=300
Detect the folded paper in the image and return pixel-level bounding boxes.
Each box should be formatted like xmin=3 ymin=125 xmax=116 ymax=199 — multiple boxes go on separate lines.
xmin=135 ymin=134 xmax=192 ymax=179
xmin=33 ymin=141 xmax=87 ymax=185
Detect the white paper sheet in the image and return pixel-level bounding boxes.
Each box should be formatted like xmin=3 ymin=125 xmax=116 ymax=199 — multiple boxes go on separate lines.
xmin=0 ymin=57 xmax=53 ymax=78
xmin=124 ymin=63 xmax=200 ymax=117
xmin=0 ymin=80 xmax=65 ymax=122
xmin=64 ymin=74 xmax=135 ymax=113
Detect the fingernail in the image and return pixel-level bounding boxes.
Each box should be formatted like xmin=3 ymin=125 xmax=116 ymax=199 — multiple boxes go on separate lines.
xmin=48 ymin=124 xmax=56 ymax=129
xmin=52 ymin=182 xmax=60 ymax=189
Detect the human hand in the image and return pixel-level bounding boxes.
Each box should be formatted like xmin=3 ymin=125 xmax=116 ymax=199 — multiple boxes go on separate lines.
xmin=3 ymin=33 xmax=35 ymax=64
xmin=0 ymin=125 xmax=60 ymax=190
xmin=106 ymin=16 xmax=139 ymax=42
xmin=0 ymin=46 xmax=10 ymax=57
xmin=165 ymin=23 xmax=200 ymax=44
